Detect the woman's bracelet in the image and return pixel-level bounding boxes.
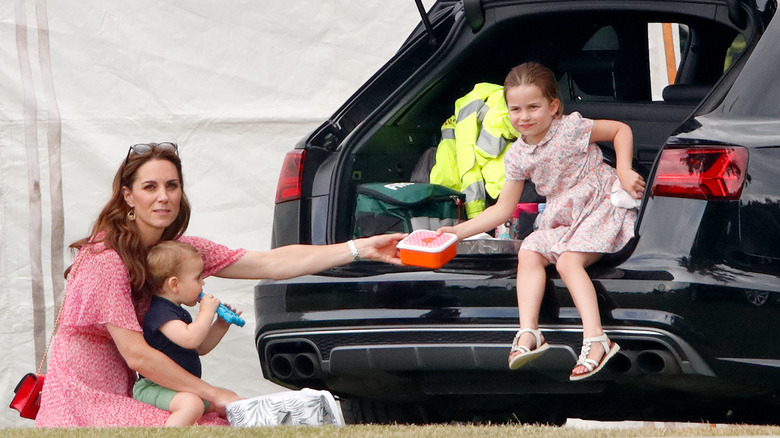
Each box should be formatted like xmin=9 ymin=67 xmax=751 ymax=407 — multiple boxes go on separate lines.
xmin=347 ymin=240 xmax=360 ymax=261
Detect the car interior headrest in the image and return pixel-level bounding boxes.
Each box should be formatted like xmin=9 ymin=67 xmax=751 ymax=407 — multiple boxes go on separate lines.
xmin=558 ymin=51 xmax=620 ymax=99
xmin=662 ymin=84 xmax=711 ymax=104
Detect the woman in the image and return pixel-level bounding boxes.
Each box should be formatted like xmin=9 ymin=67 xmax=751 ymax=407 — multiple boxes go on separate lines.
xmin=36 ymin=143 xmax=406 ymax=427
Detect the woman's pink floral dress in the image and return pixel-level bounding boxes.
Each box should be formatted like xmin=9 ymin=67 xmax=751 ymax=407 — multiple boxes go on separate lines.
xmin=504 ymin=112 xmax=636 ymax=262
xmin=36 ymin=236 xmax=246 ymax=427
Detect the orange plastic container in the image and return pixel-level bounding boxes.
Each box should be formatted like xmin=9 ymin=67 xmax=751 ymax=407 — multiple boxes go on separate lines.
xmin=397 ymin=230 xmax=458 ymax=269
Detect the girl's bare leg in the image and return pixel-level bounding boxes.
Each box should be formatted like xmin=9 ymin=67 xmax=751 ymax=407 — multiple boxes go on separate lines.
xmin=512 ymin=250 xmax=551 ymax=353
xmin=555 ymin=251 xmax=607 ymax=375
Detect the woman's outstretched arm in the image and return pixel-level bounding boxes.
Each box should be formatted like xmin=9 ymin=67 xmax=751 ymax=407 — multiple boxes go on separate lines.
xmin=214 ymin=233 xmax=406 ymax=281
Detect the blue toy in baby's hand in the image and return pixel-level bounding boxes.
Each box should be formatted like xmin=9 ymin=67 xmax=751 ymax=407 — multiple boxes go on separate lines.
xmin=199 ymin=293 xmax=245 ymax=327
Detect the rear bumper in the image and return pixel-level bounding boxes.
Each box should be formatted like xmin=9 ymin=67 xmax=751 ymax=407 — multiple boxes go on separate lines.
xmin=258 ymin=323 xmax=715 ymax=396
xmin=253 ymin=262 xmax=780 ymax=407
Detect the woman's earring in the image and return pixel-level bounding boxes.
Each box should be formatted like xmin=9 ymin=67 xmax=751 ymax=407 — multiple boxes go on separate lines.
xmin=127 ymin=208 xmax=136 ymax=221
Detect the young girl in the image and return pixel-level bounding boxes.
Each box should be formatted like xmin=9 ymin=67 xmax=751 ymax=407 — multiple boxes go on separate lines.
xmin=438 ymin=62 xmax=645 ymax=381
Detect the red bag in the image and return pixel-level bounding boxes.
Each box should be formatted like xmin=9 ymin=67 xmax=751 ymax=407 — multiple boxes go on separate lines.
xmin=9 ymin=373 xmax=46 ymax=419
xmin=10 ymin=245 xmax=87 ymax=420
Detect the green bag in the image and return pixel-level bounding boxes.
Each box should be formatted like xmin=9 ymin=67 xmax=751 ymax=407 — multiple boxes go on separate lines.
xmin=353 ymin=183 xmax=465 ymax=238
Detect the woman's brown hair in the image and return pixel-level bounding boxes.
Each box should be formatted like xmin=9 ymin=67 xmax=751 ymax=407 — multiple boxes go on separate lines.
xmin=504 ymin=61 xmax=564 ymax=117
xmin=68 ymin=146 xmax=191 ymax=303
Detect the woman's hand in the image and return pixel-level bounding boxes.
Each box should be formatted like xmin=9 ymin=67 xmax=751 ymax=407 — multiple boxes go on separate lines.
xmin=617 ymin=167 xmax=646 ymax=199
xmin=209 ymin=387 xmax=242 ymax=416
xmin=355 ymin=233 xmax=406 ymax=265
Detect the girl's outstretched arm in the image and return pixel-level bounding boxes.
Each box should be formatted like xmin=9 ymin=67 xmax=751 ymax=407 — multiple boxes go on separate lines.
xmin=438 ymin=180 xmax=525 ymax=240
xmin=591 ymin=119 xmax=645 ymax=199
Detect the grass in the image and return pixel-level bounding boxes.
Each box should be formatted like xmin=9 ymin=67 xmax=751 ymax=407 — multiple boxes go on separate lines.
xmin=3 ymin=424 xmax=780 ymax=438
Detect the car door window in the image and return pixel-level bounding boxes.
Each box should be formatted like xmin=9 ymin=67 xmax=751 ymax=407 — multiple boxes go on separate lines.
xmin=558 ymin=22 xmax=656 ymax=103
xmin=559 ymin=19 xmax=740 ymax=104
xmin=558 ymin=25 xmax=626 ymax=103
xmin=648 ymin=23 xmax=687 ymax=100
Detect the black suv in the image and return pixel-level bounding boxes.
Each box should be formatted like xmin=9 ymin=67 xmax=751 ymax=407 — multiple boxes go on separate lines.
xmin=255 ymin=0 xmax=780 ymax=425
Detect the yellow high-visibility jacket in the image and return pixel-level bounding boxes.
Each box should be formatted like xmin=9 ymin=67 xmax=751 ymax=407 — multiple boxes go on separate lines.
xmin=430 ymin=83 xmax=519 ymax=218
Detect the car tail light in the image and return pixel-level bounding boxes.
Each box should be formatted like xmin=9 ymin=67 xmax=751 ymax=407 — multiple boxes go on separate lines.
xmin=652 ymin=146 xmax=748 ymax=200
xmin=275 ymin=149 xmax=306 ymax=204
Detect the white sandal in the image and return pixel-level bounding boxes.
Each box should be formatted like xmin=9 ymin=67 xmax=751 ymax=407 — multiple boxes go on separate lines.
xmin=570 ymin=333 xmax=620 ymax=381
xmin=508 ymin=328 xmax=550 ymax=370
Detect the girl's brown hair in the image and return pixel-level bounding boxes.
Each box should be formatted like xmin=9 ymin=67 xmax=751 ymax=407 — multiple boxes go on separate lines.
xmin=504 ymin=62 xmax=564 ymax=117
xmin=146 ymin=240 xmax=201 ymax=293
xmin=68 ymin=146 xmax=191 ymax=303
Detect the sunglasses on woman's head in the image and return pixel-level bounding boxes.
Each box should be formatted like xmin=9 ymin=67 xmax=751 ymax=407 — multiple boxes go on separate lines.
xmin=126 ymin=142 xmax=178 ymax=160
xmin=123 ymin=142 xmax=178 ymax=170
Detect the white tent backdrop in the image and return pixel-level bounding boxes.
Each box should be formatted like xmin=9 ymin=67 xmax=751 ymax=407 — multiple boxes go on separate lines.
xmin=1 ymin=0 xmax=432 ymax=427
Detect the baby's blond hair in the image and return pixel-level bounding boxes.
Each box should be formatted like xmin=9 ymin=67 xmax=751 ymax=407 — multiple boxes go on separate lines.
xmin=146 ymin=240 xmax=201 ymax=293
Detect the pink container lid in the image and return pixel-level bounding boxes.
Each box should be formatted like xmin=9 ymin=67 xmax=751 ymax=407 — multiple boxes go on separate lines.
xmin=397 ymin=230 xmax=457 ymax=253
xmin=513 ymin=203 xmax=538 ymax=217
